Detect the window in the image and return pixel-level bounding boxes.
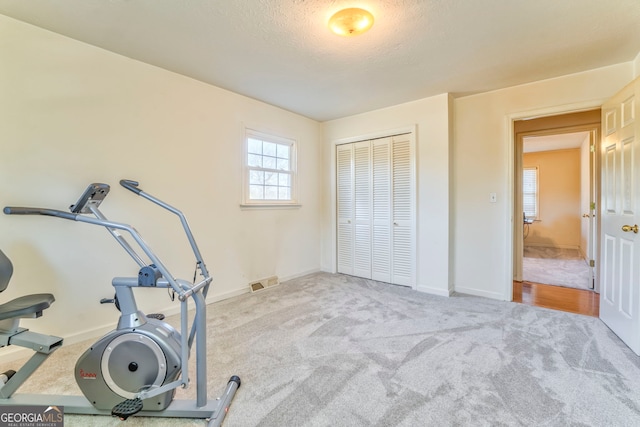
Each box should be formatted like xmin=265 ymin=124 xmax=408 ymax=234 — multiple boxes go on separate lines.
xmin=243 ymin=128 xmax=297 ymax=206
xmin=523 ymin=166 xmax=538 ymax=221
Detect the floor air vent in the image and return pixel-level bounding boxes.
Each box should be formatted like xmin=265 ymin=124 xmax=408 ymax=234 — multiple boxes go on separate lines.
xmin=249 ymin=276 xmax=279 ymax=292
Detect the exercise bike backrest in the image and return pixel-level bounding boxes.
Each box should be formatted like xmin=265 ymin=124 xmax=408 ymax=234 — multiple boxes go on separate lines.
xmin=0 ymin=250 xmax=12 ymax=293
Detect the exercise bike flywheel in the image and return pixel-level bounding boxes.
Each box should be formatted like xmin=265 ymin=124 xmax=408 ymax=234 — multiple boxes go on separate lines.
xmin=101 ymin=333 xmax=167 ymax=399
xmin=75 ymin=320 xmax=181 ymax=411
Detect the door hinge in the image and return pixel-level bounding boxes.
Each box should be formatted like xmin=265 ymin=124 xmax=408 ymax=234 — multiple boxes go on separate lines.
xmin=590 ymin=202 xmax=596 ymax=210
xmin=589 ymin=259 xmax=595 ymax=267
xmin=590 ymin=144 xmax=595 ymax=153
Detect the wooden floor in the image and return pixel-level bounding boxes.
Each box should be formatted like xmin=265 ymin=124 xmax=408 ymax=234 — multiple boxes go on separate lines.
xmin=513 ymin=281 xmax=599 ymax=317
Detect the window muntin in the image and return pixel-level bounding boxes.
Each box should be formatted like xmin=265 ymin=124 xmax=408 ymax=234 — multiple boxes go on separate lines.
xmin=523 ymin=166 xmax=538 ymax=220
xmin=244 ymin=129 xmax=297 ymax=205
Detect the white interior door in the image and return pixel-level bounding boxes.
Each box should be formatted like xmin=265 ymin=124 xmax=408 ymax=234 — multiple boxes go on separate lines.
xmin=588 ymin=129 xmax=598 ymax=290
xmin=336 ymin=144 xmax=354 ymax=275
xmin=600 ymin=76 xmax=640 ymax=355
xmin=335 ymin=133 xmax=416 ymax=287
xmin=391 ymin=135 xmax=415 ymax=286
xmin=372 ymin=138 xmax=392 ymax=283
xmin=582 ymin=130 xmax=597 ymax=290
xmin=353 ymin=141 xmax=372 ymax=279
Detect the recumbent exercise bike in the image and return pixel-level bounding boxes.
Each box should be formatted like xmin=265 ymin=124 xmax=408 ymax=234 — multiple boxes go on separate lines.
xmin=0 ymin=180 xmax=240 ymax=426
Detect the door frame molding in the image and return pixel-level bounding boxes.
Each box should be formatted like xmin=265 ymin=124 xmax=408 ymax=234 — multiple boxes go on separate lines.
xmin=505 ymin=100 xmax=606 ymax=301
xmin=513 ymin=124 xmax=600 ymax=285
xmin=329 ymin=125 xmax=416 ymax=277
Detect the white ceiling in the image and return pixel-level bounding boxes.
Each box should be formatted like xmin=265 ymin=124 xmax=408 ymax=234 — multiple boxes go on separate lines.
xmin=523 ymin=132 xmax=590 ymax=153
xmin=1 ymin=0 xmax=639 ymax=121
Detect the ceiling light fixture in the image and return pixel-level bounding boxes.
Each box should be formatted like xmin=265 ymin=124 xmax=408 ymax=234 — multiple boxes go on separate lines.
xmin=328 ymin=8 xmax=374 ymax=37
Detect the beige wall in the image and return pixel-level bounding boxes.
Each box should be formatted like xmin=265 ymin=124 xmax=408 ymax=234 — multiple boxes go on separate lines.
xmin=0 ymin=15 xmax=322 ymax=350
xmin=523 ymin=149 xmax=581 ymax=249
xmin=454 ymin=63 xmax=634 ymax=299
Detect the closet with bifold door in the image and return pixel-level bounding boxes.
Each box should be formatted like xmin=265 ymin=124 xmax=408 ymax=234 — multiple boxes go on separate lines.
xmin=336 ymin=133 xmax=415 ymax=287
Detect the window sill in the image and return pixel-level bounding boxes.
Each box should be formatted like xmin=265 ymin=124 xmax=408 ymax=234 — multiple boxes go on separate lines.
xmin=240 ymin=203 xmax=302 ymax=210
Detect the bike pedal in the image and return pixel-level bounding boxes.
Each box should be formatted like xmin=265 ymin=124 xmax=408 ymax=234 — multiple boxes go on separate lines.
xmin=147 ymin=313 xmax=165 ymax=321
xmin=111 ymin=397 xmax=143 ymax=420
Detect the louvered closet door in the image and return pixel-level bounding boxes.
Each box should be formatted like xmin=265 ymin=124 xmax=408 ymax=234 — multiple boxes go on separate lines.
xmin=336 ymin=144 xmax=354 ymax=275
xmin=336 ymin=134 xmax=415 ymax=287
xmin=391 ymin=135 xmax=415 ymax=286
xmin=372 ymin=138 xmax=392 ymax=283
xmin=353 ymin=141 xmax=372 ymax=278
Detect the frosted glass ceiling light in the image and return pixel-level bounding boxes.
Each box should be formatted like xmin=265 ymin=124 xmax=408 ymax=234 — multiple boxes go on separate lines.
xmin=328 ymin=8 xmax=374 ymax=37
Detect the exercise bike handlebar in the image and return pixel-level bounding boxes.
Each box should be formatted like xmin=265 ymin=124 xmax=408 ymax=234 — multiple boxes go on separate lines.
xmin=119 ymin=179 xmax=211 ymax=293
xmin=3 ymin=206 xmax=78 ymax=221
xmin=119 ymin=179 xmax=142 ymax=195
xmin=3 ymin=204 xmax=190 ymax=299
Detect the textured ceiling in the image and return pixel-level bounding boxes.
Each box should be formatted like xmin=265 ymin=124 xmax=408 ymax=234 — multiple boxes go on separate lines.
xmin=1 ymin=0 xmax=640 ymax=121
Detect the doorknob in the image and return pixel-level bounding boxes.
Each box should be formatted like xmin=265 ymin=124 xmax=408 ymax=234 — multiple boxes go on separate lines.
xmin=622 ymin=224 xmax=639 ymax=233
xmin=582 ymin=214 xmax=591 ymax=218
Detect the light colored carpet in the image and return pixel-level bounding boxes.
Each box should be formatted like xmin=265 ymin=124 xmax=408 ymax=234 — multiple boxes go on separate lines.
xmin=523 ymin=246 xmax=592 ymax=291
xmin=6 ymin=272 xmax=640 ymax=426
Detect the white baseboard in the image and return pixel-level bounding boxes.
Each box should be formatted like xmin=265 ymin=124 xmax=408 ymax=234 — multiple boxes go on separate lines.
xmin=453 ymin=286 xmax=505 ymax=301
xmin=524 ymin=243 xmax=580 ymax=250
xmin=280 ymin=268 xmax=321 ymax=283
xmin=205 ymin=286 xmax=250 ymax=305
xmin=579 ymin=247 xmax=588 ymax=260
xmin=416 ymin=284 xmax=453 ymax=297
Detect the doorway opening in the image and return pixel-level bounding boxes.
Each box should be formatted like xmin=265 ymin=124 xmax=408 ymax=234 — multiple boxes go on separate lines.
xmin=513 ymin=110 xmax=601 ymax=314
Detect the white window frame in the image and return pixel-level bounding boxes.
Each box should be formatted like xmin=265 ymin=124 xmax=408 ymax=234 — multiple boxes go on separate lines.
xmin=241 ymin=127 xmax=299 ymax=207
xmin=523 ymin=166 xmax=539 ymax=221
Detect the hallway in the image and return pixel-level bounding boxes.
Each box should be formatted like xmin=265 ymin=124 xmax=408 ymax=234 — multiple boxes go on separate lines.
xmin=522 ymin=246 xmax=592 ymax=291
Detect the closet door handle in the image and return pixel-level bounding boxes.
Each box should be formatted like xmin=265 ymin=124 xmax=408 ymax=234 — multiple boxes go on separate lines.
xmin=393 ymin=221 xmax=398 ymax=226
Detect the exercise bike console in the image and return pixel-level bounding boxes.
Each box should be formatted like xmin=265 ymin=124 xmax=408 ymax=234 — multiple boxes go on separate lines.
xmin=69 ymin=183 xmax=110 ymax=214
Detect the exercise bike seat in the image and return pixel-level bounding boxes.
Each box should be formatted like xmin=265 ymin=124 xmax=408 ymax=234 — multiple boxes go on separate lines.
xmin=0 ymin=250 xmax=55 ymax=321
xmin=0 ymin=294 xmax=55 ymax=321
